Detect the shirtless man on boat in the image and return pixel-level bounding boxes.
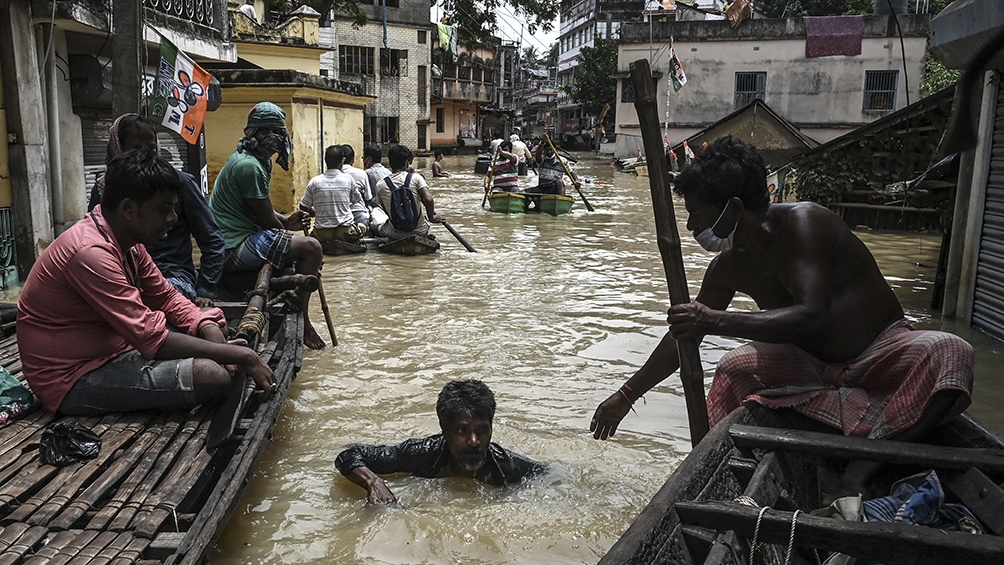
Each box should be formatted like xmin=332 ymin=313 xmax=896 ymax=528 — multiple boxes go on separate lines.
xmin=591 ymin=135 xmax=974 ymax=502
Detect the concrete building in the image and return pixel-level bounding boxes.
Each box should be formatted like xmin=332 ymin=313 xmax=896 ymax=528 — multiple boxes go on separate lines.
xmin=613 ymin=14 xmax=929 ymax=158
xmin=0 ymin=0 xmax=369 ymax=285
xmin=929 ymin=0 xmax=1004 ymax=342
xmin=556 ymin=0 xmax=645 ymax=147
xmin=320 ymin=0 xmax=433 ymax=153
xmin=429 ymin=39 xmax=497 ymax=152
xmin=516 ymin=67 xmax=559 ymax=139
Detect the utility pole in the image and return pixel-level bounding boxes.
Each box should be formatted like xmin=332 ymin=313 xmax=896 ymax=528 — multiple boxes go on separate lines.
xmin=112 ymin=0 xmax=143 ymax=117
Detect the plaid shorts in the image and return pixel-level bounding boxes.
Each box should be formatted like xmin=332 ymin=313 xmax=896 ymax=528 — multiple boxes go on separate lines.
xmin=225 ymin=228 xmax=293 ymax=272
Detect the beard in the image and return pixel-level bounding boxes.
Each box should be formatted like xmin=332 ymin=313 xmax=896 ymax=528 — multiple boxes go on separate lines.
xmin=454 ymin=450 xmax=487 ymax=473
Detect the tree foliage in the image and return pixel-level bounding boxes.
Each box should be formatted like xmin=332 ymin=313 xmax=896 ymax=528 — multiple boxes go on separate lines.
xmin=571 ymin=37 xmax=618 ymax=128
xmin=922 ymin=52 xmax=960 ymax=95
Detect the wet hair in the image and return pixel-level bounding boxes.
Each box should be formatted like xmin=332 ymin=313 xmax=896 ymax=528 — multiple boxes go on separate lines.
xmin=363 ymin=143 xmax=382 ymax=164
xmin=437 ymin=380 xmax=496 ymax=430
xmin=387 ymin=144 xmax=413 ymax=170
xmin=324 ymin=145 xmax=344 ymax=169
xmin=500 ymin=140 xmax=513 ymax=151
xmin=673 ymin=135 xmax=769 ymax=213
xmin=102 ymin=148 xmax=181 ymax=211
xmin=340 ymin=144 xmax=356 ymax=165
xmin=435 ymin=150 xmax=445 ymax=159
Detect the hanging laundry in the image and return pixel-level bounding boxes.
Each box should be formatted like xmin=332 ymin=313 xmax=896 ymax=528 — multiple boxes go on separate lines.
xmin=669 ymin=44 xmax=687 ymax=92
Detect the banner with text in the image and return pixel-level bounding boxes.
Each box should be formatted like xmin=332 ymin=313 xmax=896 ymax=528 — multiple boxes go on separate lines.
xmin=148 ymin=38 xmax=211 ymax=144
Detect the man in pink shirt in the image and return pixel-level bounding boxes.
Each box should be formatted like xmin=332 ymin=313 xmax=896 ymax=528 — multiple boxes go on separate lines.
xmin=17 ymin=149 xmax=275 ymax=415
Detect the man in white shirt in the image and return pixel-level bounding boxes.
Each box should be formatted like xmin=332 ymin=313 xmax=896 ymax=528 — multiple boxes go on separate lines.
xmin=340 ymin=144 xmax=371 ymax=227
xmin=510 ymin=134 xmax=535 ymax=171
xmin=238 ymin=0 xmax=257 ymax=21
xmin=300 ymin=146 xmax=367 ymax=243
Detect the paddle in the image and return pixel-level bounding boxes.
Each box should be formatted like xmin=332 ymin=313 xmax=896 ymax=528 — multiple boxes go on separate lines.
xmin=481 ymin=146 xmax=501 ymax=209
xmin=630 ymin=58 xmax=709 ymax=446
xmin=303 ymin=226 xmax=338 ymax=346
xmin=544 ymin=134 xmax=594 ymax=212
xmin=441 ymin=221 xmax=477 ymax=252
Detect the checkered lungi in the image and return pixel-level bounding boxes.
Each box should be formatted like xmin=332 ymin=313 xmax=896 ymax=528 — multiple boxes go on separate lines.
xmin=224 ymin=228 xmax=293 ymax=272
xmin=707 ymin=319 xmax=974 ymax=439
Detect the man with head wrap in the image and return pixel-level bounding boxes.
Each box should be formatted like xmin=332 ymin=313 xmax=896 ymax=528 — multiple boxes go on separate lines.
xmin=209 ymin=102 xmax=326 ymax=349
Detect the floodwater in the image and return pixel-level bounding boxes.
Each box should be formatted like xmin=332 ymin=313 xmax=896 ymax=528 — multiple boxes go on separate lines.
xmin=209 ymin=153 xmax=1004 ymax=564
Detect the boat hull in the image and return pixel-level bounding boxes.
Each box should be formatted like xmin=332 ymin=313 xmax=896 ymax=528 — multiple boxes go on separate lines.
xmin=320 ymin=235 xmax=439 ymax=256
xmin=537 ymin=194 xmax=575 ymax=216
xmin=488 ymin=192 xmax=529 ymax=214
xmin=601 ymin=404 xmax=1004 ymax=565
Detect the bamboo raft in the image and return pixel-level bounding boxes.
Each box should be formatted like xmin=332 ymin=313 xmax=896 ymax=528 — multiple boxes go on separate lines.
xmin=320 ymin=235 xmax=440 ymax=256
xmin=0 ymin=269 xmax=305 ymax=564
xmin=601 ymin=404 xmax=1004 ymax=564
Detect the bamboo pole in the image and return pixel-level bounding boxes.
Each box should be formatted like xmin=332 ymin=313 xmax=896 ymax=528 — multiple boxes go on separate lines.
xmin=630 ymin=58 xmax=710 ymax=446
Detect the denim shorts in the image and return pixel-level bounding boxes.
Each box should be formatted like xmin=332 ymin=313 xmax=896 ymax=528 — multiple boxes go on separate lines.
xmin=225 ymin=228 xmax=293 ymax=272
xmin=58 ymin=350 xmax=197 ymax=416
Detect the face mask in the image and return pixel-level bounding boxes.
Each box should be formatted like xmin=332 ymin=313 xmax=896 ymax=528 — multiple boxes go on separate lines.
xmin=259 ymin=131 xmax=292 ymax=171
xmin=694 ymin=204 xmax=738 ymax=252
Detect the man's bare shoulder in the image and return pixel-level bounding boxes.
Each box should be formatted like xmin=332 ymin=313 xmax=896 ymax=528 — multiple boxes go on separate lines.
xmin=768 ymin=201 xmax=848 ymax=237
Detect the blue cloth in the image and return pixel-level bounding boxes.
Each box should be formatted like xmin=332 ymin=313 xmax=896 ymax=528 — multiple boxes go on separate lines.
xmin=861 ymin=470 xmax=983 ymax=533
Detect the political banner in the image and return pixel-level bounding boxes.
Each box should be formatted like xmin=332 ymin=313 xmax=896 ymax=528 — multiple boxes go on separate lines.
xmin=148 ymin=37 xmax=211 ymax=144
xmin=669 ymin=45 xmax=687 ymax=93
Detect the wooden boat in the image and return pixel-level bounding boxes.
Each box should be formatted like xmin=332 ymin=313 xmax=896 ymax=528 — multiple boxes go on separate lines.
xmin=488 ymin=191 xmax=574 ymax=216
xmin=601 ymin=404 xmax=1004 ymax=564
xmin=320 ymin=235 xmax=440 ymax=256
xmin=0 ymin=267 xmax=305 ymax=564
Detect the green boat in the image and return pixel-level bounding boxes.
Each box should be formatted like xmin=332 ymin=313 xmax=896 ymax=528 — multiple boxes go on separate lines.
xmin=487 ymin=192 xmax=575 ymax=216
xmin=487 ymin=191 xmax=529 ymax=214
xmin=536 ymin=194 xmax=575 ymax=216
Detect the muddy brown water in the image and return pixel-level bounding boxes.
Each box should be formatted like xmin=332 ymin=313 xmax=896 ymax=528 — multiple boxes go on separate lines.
xmin=209 ymin=154 xmax=1004 ymax=564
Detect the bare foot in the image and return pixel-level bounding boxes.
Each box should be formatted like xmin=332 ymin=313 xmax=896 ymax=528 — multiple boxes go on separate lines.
xmin=304 ymin=325 xmax=326 ymax=350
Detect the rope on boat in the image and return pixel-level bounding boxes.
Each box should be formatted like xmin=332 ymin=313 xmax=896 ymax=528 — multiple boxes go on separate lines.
xmin=733 ymin=496 xmax=804 ymax=565
xmin=784 ymin=510 xmax=801 ymax=565
xmin=236 ymin=306 xmax=266 ymax=338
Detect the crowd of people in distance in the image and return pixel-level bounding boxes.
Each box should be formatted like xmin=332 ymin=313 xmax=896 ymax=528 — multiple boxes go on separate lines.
xmin=14 ymin=101 xmax=977 ymax=515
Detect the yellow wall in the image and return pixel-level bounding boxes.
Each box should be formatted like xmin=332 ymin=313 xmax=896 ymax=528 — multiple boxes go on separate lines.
xmin=0 ymin=60 xmax=11 ymax=208
xmin=237 ymin=43 xmax=322 ymax=75
xmin=205 ymin=86 xmax=368 ymax=213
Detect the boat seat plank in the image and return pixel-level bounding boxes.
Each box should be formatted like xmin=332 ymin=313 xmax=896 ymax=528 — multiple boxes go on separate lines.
xmin=675 ymin=500 xmax=1004 ymax=564
xmin=943 ymin=468 xmax=1004 ymax=535
xmin=701 ymin=531 xmax=744 ymax=565
xmin=729 ymin=425 xmax=1004 ymax=470
xmin=739 ymin=452 xmax=786 ymax=507
xmin=680 ymin=524 xmax=716 ymax=563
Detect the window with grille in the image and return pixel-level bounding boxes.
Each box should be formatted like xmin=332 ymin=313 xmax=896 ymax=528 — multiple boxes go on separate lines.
xmin=621 ymin=79 xmax=634 ymax=103
xmin=734 ymin=71 xmax=766 ymax=110
xmin=339 ymin=46 xmax=374 ymax=75
xmin=863 ymin=70 xmax=898 ymax=112
xmin=380 ymin=48 xmax=408 ymax=76
xmin=365 ymin=116 xmax=400 ymax=144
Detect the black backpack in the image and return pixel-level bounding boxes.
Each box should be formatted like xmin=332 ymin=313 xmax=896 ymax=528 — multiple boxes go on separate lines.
xmin=386 ymin=173 xmax=419 ymax=231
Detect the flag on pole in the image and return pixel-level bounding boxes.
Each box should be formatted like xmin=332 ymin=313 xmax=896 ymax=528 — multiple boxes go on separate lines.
xmin=148 ymin=37 xmax=211 ymax=144
xmin=669 ymin=44 xmax=687 ymax=92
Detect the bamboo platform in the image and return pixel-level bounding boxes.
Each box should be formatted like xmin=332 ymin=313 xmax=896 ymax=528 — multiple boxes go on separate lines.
xmin=0 ymin=299 xmax=304 ymax=563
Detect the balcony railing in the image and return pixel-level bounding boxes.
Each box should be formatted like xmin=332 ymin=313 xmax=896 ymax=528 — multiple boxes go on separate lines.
xmin=144 ymin=0 xmax=226 ymax=34
xmin=432 ymin=78 xmax=493 ymax=103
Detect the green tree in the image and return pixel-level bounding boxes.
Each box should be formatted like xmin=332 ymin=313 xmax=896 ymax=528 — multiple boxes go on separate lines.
xmin=921 ymin=52 xmax=960 ymax=95
xmin=523 ymin=46 xmax=539 ymax=67
xmin=572 ymin=37 xmax=618 ymax=130
xmin=544 ymin=42 xmax=559 ymax=67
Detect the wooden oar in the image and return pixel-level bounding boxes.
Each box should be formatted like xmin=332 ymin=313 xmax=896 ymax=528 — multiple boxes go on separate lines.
xmin=303 ymin=227 xmax=338 ymax=346
xmin=207 ymin=264 xmax=272 ymax=449
xmin=441 ymin=221 xmax=477 ymax=252
xmin=544 ymin=135 xmax=594 ymax=212
xmin=631 ymin=58 xmax=709 ymax=446
xmin=481 ymin=146 xmax=502 ymax=208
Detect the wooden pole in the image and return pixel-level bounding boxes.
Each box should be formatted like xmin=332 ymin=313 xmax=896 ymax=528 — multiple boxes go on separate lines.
xmin=482 ymin=146 xmax=501 ymax=208
xmin=303 ymin=229 xmax=338 ymax=346
xmin=630 ymin=58 xmax=709 ymax=446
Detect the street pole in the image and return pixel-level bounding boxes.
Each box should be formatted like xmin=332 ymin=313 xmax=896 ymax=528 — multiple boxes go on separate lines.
xmin=112 ymin=0 xmax=143 ymax=117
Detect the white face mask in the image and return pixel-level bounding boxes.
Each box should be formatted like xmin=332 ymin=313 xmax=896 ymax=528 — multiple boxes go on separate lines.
xmin=694 ymin=204 xmax=738 ymax=252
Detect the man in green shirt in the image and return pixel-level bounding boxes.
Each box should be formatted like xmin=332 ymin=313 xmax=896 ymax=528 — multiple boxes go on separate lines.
xmin=209 ymin=102 xmax=326 ymax=349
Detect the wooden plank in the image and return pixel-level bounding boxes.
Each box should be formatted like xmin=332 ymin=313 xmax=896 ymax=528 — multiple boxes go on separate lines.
xmin=701 ymin=531 xmax=743 ymax=565
xmin=34 ymin=530 xmax=100 ymax=565
xmin=81 ymin=532 xmax=134 ymax=565
xmin=729 ymin=425 xmax=1004 ymax=470
xmin=64 ymin=531 xmax=119 ymax=565
xmin=740 ymin=452 xmax=785 ymax=507
xmin=20 ymin=530 xmax=78 ymax=564
xmin=944 ymin=468 xmax=1004 ymax=535
xmin=680 ymin=525 xmax=715 ymax=564
xmin=675 ymin=501 xmax=1004 ymax=564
